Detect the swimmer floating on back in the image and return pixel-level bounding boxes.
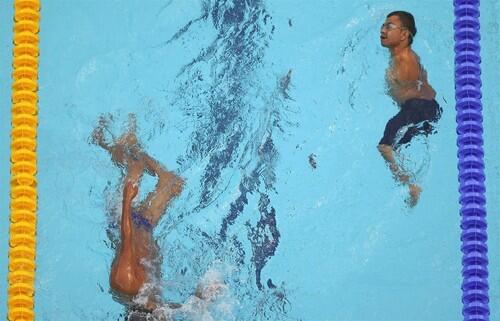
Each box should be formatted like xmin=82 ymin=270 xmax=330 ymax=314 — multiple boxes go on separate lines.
xmin=92 ymin=115 xmax=224 ymax=320
xmin=378 ymin=11 xmax=442 ymax=207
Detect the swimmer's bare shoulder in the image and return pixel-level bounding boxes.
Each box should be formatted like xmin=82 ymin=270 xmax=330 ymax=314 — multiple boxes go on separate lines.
xmin=392 ymin=54 xmax=419 ymax=81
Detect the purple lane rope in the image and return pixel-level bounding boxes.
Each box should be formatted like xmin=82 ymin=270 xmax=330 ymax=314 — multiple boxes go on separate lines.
xmin=454 ymin=1 xmax=489 ymax=320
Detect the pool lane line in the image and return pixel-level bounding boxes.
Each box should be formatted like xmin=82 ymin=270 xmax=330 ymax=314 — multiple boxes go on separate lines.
xmin=454 ymin=1 xmax=490 ymax=320
xmin=8 ymin=1 xmax=40 ymax=320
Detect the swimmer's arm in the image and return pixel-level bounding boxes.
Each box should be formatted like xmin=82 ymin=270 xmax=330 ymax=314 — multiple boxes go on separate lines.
xmin=421 ymin=69 xmax=437 ymax=97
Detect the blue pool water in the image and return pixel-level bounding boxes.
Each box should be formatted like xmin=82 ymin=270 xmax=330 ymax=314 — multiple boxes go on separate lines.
xmin=1 ymin=1 xmax=500 ymax=320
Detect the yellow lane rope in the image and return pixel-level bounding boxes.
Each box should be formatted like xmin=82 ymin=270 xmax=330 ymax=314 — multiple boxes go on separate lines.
xmin=8 ymin=0 xmax=40 ymax=320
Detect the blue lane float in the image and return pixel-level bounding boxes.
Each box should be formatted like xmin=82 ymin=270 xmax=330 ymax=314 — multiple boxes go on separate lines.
xmin=454 ymin=1 xmax=490 ymax=320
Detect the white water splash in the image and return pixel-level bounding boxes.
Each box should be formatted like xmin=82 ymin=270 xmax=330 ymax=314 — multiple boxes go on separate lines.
xmin=148 ymin=266 xmax=238 ymax=321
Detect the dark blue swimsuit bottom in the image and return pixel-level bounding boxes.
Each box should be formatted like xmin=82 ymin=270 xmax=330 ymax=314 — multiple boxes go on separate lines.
xmin=379 ymin=98 xmax=442 ymax=149
xmin=132 ymin=211 xmax=153 ymax=231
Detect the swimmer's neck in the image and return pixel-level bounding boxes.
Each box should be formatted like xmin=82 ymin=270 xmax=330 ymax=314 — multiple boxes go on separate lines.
xmin=389 ymin=44 xmax=413 ymax=58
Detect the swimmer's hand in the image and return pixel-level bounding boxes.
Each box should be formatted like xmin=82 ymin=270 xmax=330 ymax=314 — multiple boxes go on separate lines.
xmin=123 ymin=181 xmax=139 ymax=201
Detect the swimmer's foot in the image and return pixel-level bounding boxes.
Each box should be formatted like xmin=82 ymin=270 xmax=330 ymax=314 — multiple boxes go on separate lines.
xmin=406 ymin=184 xmax=422 ymax=207
xmin=123 ymin=180 xmax=139 ymax=202
xmin=158 ymin=171 xmax=184 ymax=200
xmin=91 ymin=124 xmax=106 ymax=147
xmin=91 ymin=115 xmax=114 ymax=149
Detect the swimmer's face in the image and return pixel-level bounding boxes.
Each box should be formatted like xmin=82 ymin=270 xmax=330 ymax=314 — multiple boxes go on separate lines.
xmin=380 ymin=15 xmax=410 ymax=48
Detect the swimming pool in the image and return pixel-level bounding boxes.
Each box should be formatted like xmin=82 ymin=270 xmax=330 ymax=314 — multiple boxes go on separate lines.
xmin=1 ymin=0 xmax=499 ymax=320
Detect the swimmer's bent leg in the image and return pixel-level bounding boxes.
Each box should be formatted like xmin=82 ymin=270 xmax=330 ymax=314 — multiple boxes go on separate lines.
xmin=110 ymin=182 xmax=147 ymax=296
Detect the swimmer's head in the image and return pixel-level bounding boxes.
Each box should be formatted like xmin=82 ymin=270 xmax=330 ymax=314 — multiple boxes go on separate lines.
xmin=380 ymin=11 xmax=417 ymax=48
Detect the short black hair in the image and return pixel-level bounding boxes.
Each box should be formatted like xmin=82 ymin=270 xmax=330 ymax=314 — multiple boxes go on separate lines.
xmin=387 ymin=11 xmax=417 ymax=45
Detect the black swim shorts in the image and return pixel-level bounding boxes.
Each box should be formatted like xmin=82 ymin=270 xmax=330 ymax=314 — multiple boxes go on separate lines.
xmin=379 ymin=98 xmax=442 ymax=149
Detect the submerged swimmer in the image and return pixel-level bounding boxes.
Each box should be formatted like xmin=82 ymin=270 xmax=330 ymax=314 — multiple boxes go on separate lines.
xmin=378 ymin=11 xmax=442 ymax=206
xmin=92 ymin=116 xmax=223 ymax=320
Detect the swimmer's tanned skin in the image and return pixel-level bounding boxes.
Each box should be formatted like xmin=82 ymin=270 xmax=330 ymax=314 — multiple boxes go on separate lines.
xmin=378 ymin=11 xmax=441 ymax=206
xmin=92 ymin=117 xmax=226 ymax=320
xmin=92 ymin=119 xmax=184 ymax=310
